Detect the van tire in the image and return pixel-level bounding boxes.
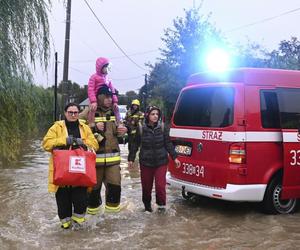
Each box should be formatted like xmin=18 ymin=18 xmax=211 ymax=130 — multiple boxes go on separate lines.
xmin=262 ymin=176 xmax=298 ymax=214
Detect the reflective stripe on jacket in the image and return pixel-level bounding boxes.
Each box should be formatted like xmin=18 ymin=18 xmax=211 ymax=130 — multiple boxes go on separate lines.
xmin=125 ymin=110 xmax=144 ymax=135
xmin=96 ymin=152 xmax=121 ymax=164
xmin=95 ymin=116 xmax=116 ymax=122
xmin=79 ymin=107 xmax=121 ymax=167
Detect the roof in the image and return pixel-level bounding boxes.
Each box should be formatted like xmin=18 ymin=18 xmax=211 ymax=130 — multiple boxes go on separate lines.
xmin=187 ymin=68 xmax=300 ymax=87
xmin=79 ymin=98 xmax=89 ymax=106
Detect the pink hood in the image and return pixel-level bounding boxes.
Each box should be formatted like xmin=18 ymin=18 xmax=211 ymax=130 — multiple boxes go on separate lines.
xmin=96 ymin=57 xmax=110 ymax=76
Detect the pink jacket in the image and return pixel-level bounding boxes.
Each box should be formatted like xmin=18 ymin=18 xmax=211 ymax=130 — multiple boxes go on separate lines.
xmin=88 ymin=57 xmax=118 ymax=104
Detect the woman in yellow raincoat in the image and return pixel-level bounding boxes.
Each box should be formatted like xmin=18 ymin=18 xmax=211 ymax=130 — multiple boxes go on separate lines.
xmin=42 ymin=103 xmax=99 ymax=229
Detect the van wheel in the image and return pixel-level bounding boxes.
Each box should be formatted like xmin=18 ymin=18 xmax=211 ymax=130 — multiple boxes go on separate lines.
xmin=262 ymin=176 xmax=298 ymax=214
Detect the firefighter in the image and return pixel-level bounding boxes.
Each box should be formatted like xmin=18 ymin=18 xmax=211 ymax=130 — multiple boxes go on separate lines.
xmin=124 ymin=99 xmax=144 ymax=156
xmin=79 ymin=85 xmax=127 ymax=214
xmin=42 ymin=102 xmax=99 ymax=229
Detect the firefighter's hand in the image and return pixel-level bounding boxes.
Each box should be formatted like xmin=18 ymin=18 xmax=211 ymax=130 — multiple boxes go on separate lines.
xmin=96 ymin=122 xmax=104 ymax=131
xmin=128 ymin=161 xmax=134 ymax=169
xmin=174 ymin=158 xmax=181 ymax=168
xmin=117 ymin=124 xmax=127 ymax=136
xmin=90 ymin=102 xmax=97 ymax=111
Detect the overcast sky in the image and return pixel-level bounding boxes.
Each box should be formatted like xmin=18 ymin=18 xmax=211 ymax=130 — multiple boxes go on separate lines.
xmin=34 ymin=0 xmax=300 ymax=94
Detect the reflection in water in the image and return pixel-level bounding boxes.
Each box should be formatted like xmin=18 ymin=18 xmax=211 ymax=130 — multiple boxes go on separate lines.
xmin=0 ymin=140 xmax=300 ymax=249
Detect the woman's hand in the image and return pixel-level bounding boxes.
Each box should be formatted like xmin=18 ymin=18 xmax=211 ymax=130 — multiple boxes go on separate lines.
xmin=128 ymin=161 xmax=134 ymax=169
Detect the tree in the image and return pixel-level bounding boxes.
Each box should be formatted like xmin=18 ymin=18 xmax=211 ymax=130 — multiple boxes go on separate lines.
xmin=145 ymin=7 xmax=226 ymax=120
xmin=48 ymin=81 xmax=87 ymax=110
xmin=0 ymin=0 xmax=50 ymax=80
xmin=118 ymin=90 xmax=139 ymax=108
xmin=266 ymin=37 xmax=300 ymax=70
xmin=233 ymin=41 xmax=268 ymax=68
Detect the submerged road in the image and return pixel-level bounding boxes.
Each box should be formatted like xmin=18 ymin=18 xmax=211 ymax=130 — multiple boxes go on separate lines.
xmin=0 ymin=140 xmax=300 ymax=249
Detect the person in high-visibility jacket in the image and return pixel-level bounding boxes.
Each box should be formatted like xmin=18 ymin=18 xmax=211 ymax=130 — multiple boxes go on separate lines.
xmin=124 ymin=99 xmax=144 ymax=157
xmin=79 ymin=85 xmax=127 ymax=214
xmin=42 ymin=102 xmax=99 ymax=229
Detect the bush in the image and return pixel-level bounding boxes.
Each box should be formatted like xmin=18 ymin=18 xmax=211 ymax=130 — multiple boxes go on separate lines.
xmin=0 ymin=76 xmax=53 ymax=162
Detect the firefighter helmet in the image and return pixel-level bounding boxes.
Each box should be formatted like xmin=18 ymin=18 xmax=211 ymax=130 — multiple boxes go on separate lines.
xmin=131 ymin=99 xmax=140 ymax=106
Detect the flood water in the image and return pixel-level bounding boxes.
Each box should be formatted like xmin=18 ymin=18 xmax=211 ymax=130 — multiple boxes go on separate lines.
xmin=1 ymin=140 xmax=300 ymax=250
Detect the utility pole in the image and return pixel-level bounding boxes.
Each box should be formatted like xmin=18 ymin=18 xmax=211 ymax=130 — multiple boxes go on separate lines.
xmin=62 ymin=0 xmax=72 ymax=106
xmin=54 ymin=52 xmax=58 ymax=121
xmin=144 ymin=74 xmax=148 ymax=111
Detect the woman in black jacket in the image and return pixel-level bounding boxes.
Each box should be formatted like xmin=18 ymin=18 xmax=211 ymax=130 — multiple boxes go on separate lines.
xmin=128 ymin=105 xmax=180 ymax=212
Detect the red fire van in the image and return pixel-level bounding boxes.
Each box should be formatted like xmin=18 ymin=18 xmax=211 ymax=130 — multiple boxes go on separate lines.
xmin=167 ymin=68 xmax=300 ymax=214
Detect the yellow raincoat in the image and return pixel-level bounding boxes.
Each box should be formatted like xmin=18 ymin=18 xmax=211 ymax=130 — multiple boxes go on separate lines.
xmin=42 ymin=120 xmax=99 ymax=192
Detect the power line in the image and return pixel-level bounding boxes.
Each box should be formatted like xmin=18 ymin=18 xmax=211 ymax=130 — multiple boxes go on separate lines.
xmin=69 ymin=66 xmax=90 ymax=76
xmin=83 ymin=0 xmax=147 ymax=71
xmin=70 ymin=49 xmax=159 ymax=63
xmin=114 ymin=75 xmax=144 ymax=81
xmin=111 ymin=49 xmax=158 ymax=59
xmin=226 ymin=7 xmax=300 ymax=33
xmin=69 ymin=66 xmax=143 ymax=82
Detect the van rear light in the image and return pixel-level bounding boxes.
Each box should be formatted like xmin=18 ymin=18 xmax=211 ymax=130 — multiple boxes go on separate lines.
xmin=229 ymin=143 xmax=246 ymax=164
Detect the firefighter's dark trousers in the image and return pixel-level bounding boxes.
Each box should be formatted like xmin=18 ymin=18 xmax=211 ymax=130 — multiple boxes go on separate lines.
xmin=140 ymin=165 xmax=167 ymax=206
xmin=55 ymin=186 xmax=87 ymax=220
xmin=128 ymin=133 xmax=136 ymax=153
xmin=88 ymin=164 xmax=121 ymax=208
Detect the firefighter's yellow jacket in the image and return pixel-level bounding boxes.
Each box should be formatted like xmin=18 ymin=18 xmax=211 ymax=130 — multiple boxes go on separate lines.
xmin=42 ymin=120 xmax=99 ymax=193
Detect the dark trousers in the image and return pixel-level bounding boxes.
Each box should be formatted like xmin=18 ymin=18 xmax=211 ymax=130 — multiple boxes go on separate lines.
xmin=88 ymin=164 xmax=121 ymax=208
xmin=55 ymin=186 xmax=87 ymax=220
xmin=140 ymin=165 xmax=167 ymax=206
xmin=128 ymin=134 xmax=136 ymax=152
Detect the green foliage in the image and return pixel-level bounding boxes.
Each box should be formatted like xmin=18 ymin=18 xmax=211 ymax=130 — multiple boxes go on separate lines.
xmin=233 ymin=42 xmax=268 ymax=67
xmin=0 ymin=77 xmax=53 ymax=162
xmin=266 ymin=37 xmax=300 ymax=70
xmin=48 ymin=81 xmax=88 ymax=116
xmin=0 ymin=0 xmax=53 ymax=163
xmin=0 ymin=0 xmax=50 ymax=79
xmin=119 ymin=91 xmax=139 ymax=108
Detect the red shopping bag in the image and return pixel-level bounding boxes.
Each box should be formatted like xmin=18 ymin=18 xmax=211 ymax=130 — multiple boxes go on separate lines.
xmin=53 ymin=147 xmax=97 ymax=187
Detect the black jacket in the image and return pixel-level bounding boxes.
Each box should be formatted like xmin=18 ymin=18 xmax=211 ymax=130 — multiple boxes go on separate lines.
xmin=128 ymin=123 xmax=177 ymax=168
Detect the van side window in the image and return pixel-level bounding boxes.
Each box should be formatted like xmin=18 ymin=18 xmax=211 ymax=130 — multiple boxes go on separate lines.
xmin=260 ymin=90 xmax=280 ymax=128
xmin=277 ymin=88 xmax=300 ymax=129
xmin=173 ymin=87 xmax=234 ymax=127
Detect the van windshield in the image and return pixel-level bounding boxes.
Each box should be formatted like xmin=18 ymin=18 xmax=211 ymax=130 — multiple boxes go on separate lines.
xmin=173 ymin=87 xmax=234 ymax=127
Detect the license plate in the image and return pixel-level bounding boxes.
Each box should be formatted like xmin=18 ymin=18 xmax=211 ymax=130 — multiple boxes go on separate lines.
xmin=175 ymin=145 xmax=192 ymax=156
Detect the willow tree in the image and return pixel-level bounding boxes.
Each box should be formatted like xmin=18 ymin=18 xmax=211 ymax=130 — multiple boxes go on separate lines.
xmin=0 ymin=0 xmax=52 ymax=163
xmin=0 ymin=0 xmax=51 ymax=80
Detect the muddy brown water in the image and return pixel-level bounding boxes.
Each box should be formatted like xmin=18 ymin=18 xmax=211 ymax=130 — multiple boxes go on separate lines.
xmin=0 ymin=140 xmax=300 ymax=250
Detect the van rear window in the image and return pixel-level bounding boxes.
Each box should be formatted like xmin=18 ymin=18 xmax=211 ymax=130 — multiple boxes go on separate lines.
xmin=260 ymin=91 xmax=281 ymax=128
xmin=277 ymin=88 xmax=300 ymax=129
xmin=173 ymin=87 xmax=234 ymax=127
